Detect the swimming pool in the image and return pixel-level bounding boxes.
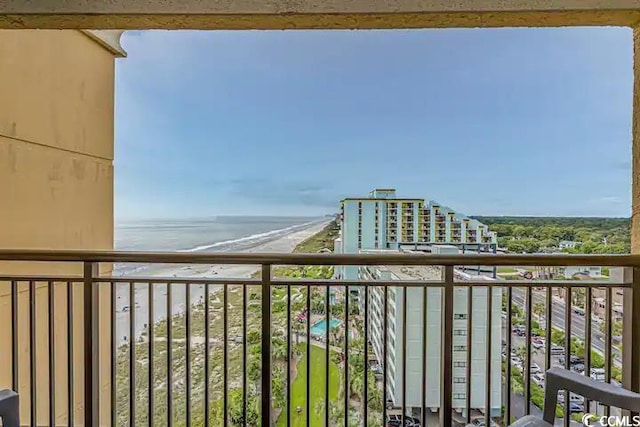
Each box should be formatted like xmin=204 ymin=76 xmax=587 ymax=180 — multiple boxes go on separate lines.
xmin=310 ymin=318 xmax=342 ymax=336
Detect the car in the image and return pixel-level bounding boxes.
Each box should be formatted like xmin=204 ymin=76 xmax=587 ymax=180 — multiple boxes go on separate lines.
xmin=529 ymin=363 xmax=542 ymax=375
xmin=559 ymin=355 xmax=584 ymax=365
xmin=571 ymin=363 xmax=585 ymax=373
xmin=532 ymin=373 xmax=545 ymax=387
xmin=532 ymin=340 xmax=544 ymax=349
xmin=568 ymin=402 xmax=584 ymax=413
xmin=591 ymin=368 xmax=606 ymax=382
xmin=513 ymin=326 xmax=526 ymax=337
xmin=558 ymin=393 xmax=584 ymax=405
xmin=387 ymin=414 xmax=421 ymax=427
xmin=550 ymin=345 xmax=565 ymax=355
xmin=471 ymin=417 xmax=501 ymax=427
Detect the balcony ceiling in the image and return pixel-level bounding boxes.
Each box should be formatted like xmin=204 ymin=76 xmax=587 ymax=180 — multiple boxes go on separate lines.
xmin=1 ymin=0 xmax=640 ymax=29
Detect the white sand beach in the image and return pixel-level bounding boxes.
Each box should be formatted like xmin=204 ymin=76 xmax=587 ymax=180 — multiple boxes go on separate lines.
xmin=114 ymin=220 xmax=331 ymax=342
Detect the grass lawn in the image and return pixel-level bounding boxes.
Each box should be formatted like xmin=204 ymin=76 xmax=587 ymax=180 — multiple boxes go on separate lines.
xmin=276 ymin=343 xmax=340 ymax=427
xmin=496 ymin=266 xmax=517 ymax=274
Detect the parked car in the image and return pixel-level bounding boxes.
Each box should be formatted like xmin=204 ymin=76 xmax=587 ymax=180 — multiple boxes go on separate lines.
xmin=550 ymin=345 xmax=565 ymax=355
xmin=387 ymin=414 xmax=421 ymax=427
xmin=558 ymin=392 xmax=584 ymax=405
xmin=532 ymin=339 xmax=544 ymax=349
xmin=570 ymin=363 xmax=585 ymax=373
xmin=471 ymin=417 xmax=500 ymax=427
xmin=513 ymin=325 xmax=526 ymax=337
xmin=591 ymin=368 xmax=606 ymax=382
xmin=559 ymin=355 xmax=584 ymax=365
xmin=529 ymin=363 xmax=542 ymax=375
xmin=532 ymin=373 xmax=545 ymax=387
xmin=568 ymin=402 xmax=584 ymax=413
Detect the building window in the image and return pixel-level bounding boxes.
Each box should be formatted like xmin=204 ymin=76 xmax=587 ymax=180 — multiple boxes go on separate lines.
xmin=453 ymin=329 xmax=467 ymax=336
xmin=453 ymin=361 xmax=466 ymax=368
xmin=454 ymin=314 xmax=468 ymax=320
xmin=453 ymin=377 xmax=466 ymax=384
xmin=454 ymin=345 xmax=467 ymax=351
xmin=453 ymin=393 xmax=466 ymax=399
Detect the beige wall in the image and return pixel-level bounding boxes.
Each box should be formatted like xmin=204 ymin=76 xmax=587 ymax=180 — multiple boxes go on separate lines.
xmin=0 ymin=30 xmax=119 ymax=425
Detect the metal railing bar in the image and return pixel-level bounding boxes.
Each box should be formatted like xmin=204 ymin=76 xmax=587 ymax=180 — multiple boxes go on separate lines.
xmin=440 ymin=266 xmax=454 ymax=426
xmin=273 ymin=279 xmax=629 ymax=288
xmin=385 ymin=287 xmax=390 ymax=427
xmin=459 ymin=281 xmax=629 ymax=288
xmin=305 ymin=280 xmax=311 ymax=427
xmin=604 ymin=286 xmax=613 ymax=417
xmin=401 ymin=286 xmax=406 ymax=427
xmin=524 ymin=286 xmax=532 ymax=415
xmin=11 ymin=280 xmax=18 ymax=392
xmin=186 ymin=283 xmax=192 ymax=427
xmin=505 ymin=286 xmax=513 ymax=425
xmin=344 ymin=285 xmax=349 ymax=427
xmin=103 ymin=277 xmax=260 ymax=285
xmin=584 ymin=287 xmax=592 ymax=414
xmin=204 ymin=283 xmax=210 ymax=427
xmin=364 ymin=284 xmax=370 ymax=426
xmin=167 ymin=283 xmax=173 ymax=427
xmin=261 ymin=265 xmax=273 ymax=427
xmin=0 ymin=274 xmax=628 ymax=288
xmin=49 ymin=280 xmax=56 ymax=427
xmin=466 ymin=286 xmax=473 ymax=425
xmin=325 ymin=284 xmax=330 ymax=427
xmin=111 ymin=282 xmax=116 ymax=427
xmin=223 ymin=284 xmax=228 ymax=427
xmin=564 ymin=288 xmax=572 ymax=427
xmin=148 ymin=282 xmax=154 ymax=426
xmin=0 ymin=275 xmax=81 ymax=282
xmin=421 ymin=285 xmax=427 ymax=427
xmin=129 ymin=281 xmax=136 ymax=427
xmin=29 ymin=280 xmax=36 ymax=427
xmin=242 ymin=284 xmax=247 ymax=426
xmin=485 ymin=286 xmax=493 ymax=427
xmin=286 ymin=284 xmax=291 ymax=427
xmin=545 ymin=288 xmax=552 ymax=375
xmin=67 ymin=281 xmax=74 ymax=427
xmin=1 ymin=249 xmax=638 ymax=267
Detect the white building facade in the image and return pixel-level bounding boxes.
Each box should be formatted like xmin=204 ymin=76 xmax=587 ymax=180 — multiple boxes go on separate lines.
xmin=359 ymin=262 xmax=503 ymax=418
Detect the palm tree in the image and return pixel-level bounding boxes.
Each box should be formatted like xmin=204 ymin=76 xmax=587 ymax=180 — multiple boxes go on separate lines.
xmin=533 ymin=302 xmax=545 ymax=320
xmin=291 ymin=320 xmax=304 ymax=345
xmin=272 ymin=337 xmax=287 ymax=361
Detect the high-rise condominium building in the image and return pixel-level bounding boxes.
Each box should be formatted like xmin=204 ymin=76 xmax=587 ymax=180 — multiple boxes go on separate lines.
xmin=334 ymin=188 xmax=497 ymax=280
xmin=359 ymin=259 xmax=502 ymax=419
xmin=333 ymin=189 xmax=501 ymax=419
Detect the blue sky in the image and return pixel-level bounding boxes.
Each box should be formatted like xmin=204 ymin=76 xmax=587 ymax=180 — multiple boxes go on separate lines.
xmin=115 ymin=28 xmax=633 ymax=219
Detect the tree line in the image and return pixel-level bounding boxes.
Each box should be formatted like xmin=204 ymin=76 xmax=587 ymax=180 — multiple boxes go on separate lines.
xmin=473 ymin=216 xmax=630 ymax=254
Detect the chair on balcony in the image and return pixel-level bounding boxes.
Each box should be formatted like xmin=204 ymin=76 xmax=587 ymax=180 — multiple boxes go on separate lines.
xmin=0 ymin=390 xmax=19 ymax=427
xmin=509 ymin=368 xmax=640 ymax=426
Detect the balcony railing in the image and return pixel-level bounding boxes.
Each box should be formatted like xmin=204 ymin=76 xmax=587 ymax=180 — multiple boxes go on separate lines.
xmin=0 ymin=250 xmax=639 ymax=427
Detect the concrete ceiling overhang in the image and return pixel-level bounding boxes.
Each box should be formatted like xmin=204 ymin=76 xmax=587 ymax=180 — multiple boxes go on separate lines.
xmin=2 ymin=0 xmax=640 ymax=29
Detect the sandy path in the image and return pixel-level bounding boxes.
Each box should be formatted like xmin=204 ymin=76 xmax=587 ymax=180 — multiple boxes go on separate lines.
xmin=114 ymin=221 xmax=330 ymax=344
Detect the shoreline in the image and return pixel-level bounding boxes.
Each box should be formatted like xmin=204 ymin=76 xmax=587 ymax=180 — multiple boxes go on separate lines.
xmin=114 ymin=220 xmax=331 ymax=342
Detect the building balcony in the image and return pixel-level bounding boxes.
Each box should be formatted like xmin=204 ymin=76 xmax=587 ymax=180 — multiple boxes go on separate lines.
xmin=0 ymin=250 xmax=638 ymax=427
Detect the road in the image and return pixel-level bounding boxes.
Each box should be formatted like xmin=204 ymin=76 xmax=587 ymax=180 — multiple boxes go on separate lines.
xmin=510 ymin=289 xmax=621 ymax=362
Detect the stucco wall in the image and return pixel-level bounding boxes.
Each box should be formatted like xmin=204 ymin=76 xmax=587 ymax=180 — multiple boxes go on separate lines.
xmin=1 ymin=1 xmax=640 ymax=29
xmin=0 ymin=30 xmax=117 ymax=425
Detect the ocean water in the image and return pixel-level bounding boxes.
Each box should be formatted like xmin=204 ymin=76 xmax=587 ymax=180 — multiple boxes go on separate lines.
xmin=115 ymin=216 xmax=324 ymax=252
xmin=113 ymin=216 xmax=325 ymax=276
